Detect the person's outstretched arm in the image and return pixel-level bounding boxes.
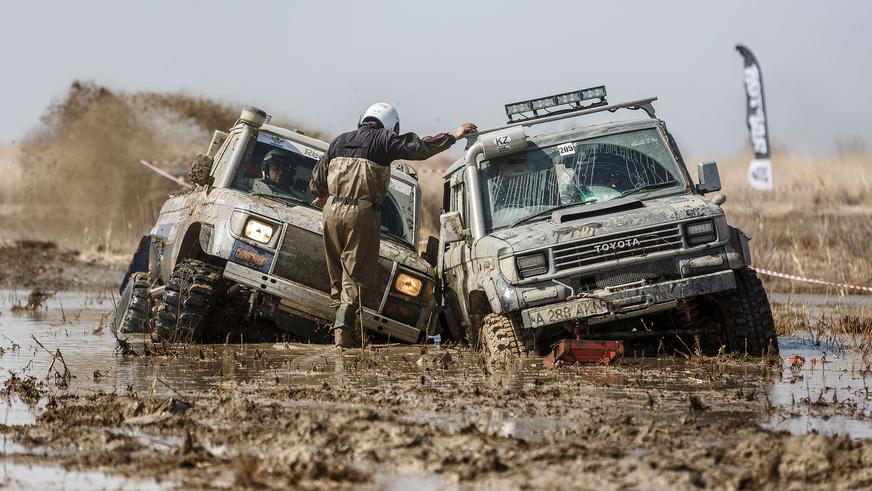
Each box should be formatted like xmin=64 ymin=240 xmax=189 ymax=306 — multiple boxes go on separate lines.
xmin=385 ymin=123 xmax=477 ymax=161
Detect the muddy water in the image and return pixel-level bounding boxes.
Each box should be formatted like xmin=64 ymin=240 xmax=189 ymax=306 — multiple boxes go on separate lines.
xmin=2 ymin=290 xmax=872 ymax=489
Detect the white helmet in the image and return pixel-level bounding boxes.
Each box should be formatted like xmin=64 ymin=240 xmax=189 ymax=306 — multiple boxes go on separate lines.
xmin=362 ymin=102 xmax=400 ymax=133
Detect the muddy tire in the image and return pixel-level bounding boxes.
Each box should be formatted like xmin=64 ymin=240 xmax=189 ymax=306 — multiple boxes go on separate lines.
xmin=480 ymin=313 xmax=529 ymax=362
xmin=715 ymin=268 xmax=778 ymax=356
xmin=114 ymin=272 xmax=151 ymax=334
xmin=152 ymin=259 xmax=222 ymax=343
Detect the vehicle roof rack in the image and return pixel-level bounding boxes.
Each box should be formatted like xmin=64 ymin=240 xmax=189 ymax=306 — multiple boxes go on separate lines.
xmin=464 ymin=97 xmax=658 ymax=148
xmin=505 ymin=85 xmax=609 ymax=123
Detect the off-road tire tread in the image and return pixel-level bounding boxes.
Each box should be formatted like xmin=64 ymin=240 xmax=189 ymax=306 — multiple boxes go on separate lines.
xmin=719 ymin=268 xmax=778 ymax=356
xmin=480 ymin=313 xmax=529 ymax=361
xmin=153 ymin=259 xmax=222 ymax=343
xmin=115 ymin=272 xmax=151 ymax=334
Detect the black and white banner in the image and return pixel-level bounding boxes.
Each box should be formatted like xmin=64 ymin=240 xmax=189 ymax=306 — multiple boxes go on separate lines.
xmin=736 ymin=45 xmax=773 ymax=191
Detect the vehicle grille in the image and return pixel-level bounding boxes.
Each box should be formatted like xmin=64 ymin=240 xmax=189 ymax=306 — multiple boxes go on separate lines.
xmin=552 ymin=223 xmax=683 ymax=272
xmin=594 ymin=257 xmax=679 ymax=287
xmin=271 ymin=228 xmax=392 ymax=309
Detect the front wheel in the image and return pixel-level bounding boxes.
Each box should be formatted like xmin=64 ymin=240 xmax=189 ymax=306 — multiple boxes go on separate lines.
xmin=152 ymin=259 xmax=222 ymax=343
xmin=480 ymin=313 xmax=529 ymax=363
xmin=712 ymin=268 xmax=779 ymax=356
xmin=114 ymin=272 xmax=151 ymax=334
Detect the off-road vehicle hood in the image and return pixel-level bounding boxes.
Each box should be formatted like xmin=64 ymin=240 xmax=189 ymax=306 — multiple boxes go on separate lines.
xmin=488 ymin=194 xmax=722 ymax=254
xmin=241 ymin=193 xmax=435 ymax=277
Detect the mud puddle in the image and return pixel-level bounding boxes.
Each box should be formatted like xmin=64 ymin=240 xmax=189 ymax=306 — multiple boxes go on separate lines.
xmin=2 ymin=290 xmax=872 ymax=489
xmin=1 ymin=461 xmax=166 ymax=490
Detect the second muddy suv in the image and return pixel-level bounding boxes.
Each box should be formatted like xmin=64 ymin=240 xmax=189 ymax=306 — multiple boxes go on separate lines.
xmin=437 ymin=87 xmax=777 ymax=358
xmin=115 ymin=107 xmax=437 ymax=344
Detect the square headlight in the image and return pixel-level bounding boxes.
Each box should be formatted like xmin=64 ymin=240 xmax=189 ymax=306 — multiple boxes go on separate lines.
xmin=516 ymin=252 xmax=548 ymax=278
xmin=684 ymin=220 xmax=717 ymax=246
xmin=394 ymin=272 xmax=424 ymax=298
xmin=244 ymin=218 xmax=275 ymax=244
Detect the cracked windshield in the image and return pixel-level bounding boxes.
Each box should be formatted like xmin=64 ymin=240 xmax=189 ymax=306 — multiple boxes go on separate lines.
xmin=232 ymin=133 xmax=414 ymax=244
xmin=480 ymin=127 xmax=686 ymax=229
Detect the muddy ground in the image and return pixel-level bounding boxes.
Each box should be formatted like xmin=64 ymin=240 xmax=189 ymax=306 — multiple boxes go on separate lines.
xmin=2 ymin=258 xmax=872 ymax=489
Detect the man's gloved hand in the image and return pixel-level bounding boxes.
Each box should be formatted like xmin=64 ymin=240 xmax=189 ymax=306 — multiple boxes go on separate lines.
xmin=452 ymin=123 xmax=478 ymax=140
xmin=311 ymin=196 xmax=327 ymax=208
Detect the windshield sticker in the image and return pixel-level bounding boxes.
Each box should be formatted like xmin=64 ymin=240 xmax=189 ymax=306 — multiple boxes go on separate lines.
xmin=303 ymin=147 xmax=324 ymax=160
xmin=256 ymin=133 xmax=323 ymax=160
xmin=558 ymin=142 xmax=576 ymax=156
xmin=389 ymin=179 xmax=413 ymax=196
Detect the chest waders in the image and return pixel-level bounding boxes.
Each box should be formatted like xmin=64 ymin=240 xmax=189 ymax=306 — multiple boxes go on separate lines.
xmin=322 ymin=157 xmax=391 ymax=347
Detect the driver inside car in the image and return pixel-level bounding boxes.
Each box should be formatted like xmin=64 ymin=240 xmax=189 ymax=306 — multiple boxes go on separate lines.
xmin=253 ymin=149 xmax=297 ymax=195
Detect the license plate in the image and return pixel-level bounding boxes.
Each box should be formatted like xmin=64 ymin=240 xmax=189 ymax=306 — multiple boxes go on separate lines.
xmin=523 ymin=298 xmax=609 ymax=328
xmin=230 ymin=240 xmax=274 ymax=273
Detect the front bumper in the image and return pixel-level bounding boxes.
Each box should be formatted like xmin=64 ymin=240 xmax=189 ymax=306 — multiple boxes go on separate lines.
xmin=224 ymin=262 xmax=422 ymax=343
xmin=520 ymin=270 xmax=736 ymax=329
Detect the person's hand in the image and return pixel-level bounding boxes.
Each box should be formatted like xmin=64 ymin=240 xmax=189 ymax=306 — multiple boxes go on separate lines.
xmin=452 ymin=123 xmax=477 ymax=140
xmin=311 ymin=196 xmax=327 ymax=208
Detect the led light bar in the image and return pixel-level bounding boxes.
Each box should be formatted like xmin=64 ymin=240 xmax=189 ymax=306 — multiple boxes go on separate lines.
xmin=505 ymin=85 xmax=608 ymax=122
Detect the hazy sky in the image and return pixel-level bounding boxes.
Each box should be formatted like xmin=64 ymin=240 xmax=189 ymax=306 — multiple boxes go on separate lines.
xmin=2 ymin=0 xmax=870 ymax=157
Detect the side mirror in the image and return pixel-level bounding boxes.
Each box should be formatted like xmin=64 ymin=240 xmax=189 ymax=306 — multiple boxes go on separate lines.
xmin=190 ymin=153 xmax=215 ymax=187
xmin=439 ymin=212 xmax=466 ymax=243
xmin=420 ymin=235 xmax=439 ymax=267
xmin=695 ymin=161 xmax=721 ymax=194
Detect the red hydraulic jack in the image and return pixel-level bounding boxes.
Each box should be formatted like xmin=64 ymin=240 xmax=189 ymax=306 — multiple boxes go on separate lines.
xmin=543 ymin=320 xmax=623 ymax=367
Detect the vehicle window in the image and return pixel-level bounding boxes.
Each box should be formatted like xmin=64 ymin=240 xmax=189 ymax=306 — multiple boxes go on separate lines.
xmin=385 ymin=177 xmax=415 ymax=244
xmin=442 ymin=181 xmax=451 ymax=213
xmin=230 ymin=131 xmax=415 ymax=245
xmin=479 ymin=128 xmax=685 ymax=230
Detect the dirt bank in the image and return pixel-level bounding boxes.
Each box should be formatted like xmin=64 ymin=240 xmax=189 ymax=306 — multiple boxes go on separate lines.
xmin=0 ymin=241 xmax=124 ymax=291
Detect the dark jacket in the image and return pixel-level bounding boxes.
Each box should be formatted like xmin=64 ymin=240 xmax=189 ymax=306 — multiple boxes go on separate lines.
xmin=310 ymin=121 xmax=455 ymax=198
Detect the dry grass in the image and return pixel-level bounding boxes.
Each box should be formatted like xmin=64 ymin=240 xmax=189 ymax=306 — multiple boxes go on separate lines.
xmin=773 ymin=302 xmax=872 ymax=353
xmin=716 ymin=152 xmax=872 ymax=294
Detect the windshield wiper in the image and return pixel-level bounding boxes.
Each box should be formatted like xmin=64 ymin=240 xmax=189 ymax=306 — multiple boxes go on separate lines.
xmin=617 ymin=181 xmax=677 ymax=199
xmin=510 ymin=198 xmax=598 ymax=228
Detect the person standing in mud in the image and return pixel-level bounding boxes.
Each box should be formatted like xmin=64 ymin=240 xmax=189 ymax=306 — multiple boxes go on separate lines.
xmin=310 ymin=103 xmax=476 ymax=348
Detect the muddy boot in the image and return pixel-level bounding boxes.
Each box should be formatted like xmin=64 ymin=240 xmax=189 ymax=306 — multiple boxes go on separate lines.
xmin=334 ymin=327 xmax=353 ymax=348
xmin=332 ymin=304 xmax=355 ymax=348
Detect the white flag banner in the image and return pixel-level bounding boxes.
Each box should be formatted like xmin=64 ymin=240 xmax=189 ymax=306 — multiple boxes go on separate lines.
xmin=737 ymin=45 xmax=774 ymax=191
xmin=747 ymin=158 xmax=773 ymax=191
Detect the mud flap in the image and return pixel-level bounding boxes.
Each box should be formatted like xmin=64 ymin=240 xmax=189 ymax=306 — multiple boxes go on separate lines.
xmin=119 ymin=235 xmax=151 ymax=295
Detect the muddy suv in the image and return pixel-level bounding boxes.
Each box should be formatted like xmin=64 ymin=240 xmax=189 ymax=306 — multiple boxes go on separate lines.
xmin=437 ymin=87 xmax=777 ymax=358
xmin=115 ymin=107 xmax=437 ymax=344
